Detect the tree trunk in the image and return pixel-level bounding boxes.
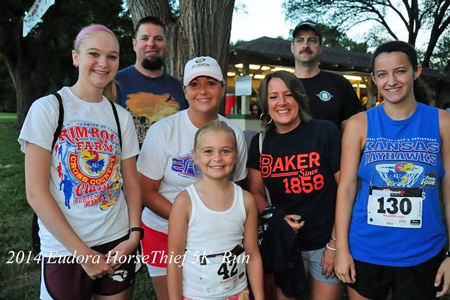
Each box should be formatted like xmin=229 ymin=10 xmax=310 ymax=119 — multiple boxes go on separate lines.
xmin=422 ymin=1 xmax=450 ymax=67
xmin=127 ymin=0 xmax=235 ymax=82
xmin=4 ymin=16 xmax=45 ymax=128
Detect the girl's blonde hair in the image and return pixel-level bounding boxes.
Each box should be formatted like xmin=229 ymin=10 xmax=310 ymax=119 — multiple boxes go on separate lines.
xmin=193 ymin=120 xmax=238 ymax=155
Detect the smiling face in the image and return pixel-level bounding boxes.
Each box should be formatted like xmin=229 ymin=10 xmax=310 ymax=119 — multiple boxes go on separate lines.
xmin=372 ymin=51 xmax=421 ymax=105
xmin=184 ymin=76 xmax=225 ymax=116
xmin=133 ymin=23 xmax=167 ymax=69
xmin=291 ymin=29 xmax=322 ymax=65
xmin=72 ymin=31 xmax=119 ymax=91
xmin=267 ymin=77 xmax=301 ymax=134
xmin=193 ymin=130 xmax=237 ymax=180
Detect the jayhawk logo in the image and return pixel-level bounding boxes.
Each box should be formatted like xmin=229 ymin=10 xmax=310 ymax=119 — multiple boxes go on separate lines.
xmin=376 ymin=162 xmax=424 ymax=187
xmin=80 ymin=150 xmax=105 ymax=174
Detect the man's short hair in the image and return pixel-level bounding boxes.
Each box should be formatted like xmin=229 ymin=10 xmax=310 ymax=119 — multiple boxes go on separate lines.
xmin=134 ymin=16 xmax=166 ymax=38
xmin=292 ymin=21 xmax=322 ymax=44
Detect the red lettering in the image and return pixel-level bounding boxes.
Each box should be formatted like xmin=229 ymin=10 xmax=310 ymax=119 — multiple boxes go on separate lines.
xmin=310 ymin=152 xmax=320 ymax=167
xmin=75 ymin=127 xmax=88 ymax=138
xmin=84 ymin=142 xmax=93 ymax=151
xmin=297 ymin=154 xmax=308 ymax=169
xmin=59 ymin=129 xmax=75 ymax=144
xmin=100 ymin=130 xmax=109 ymax=141
xmin=90 ymin=128 xmax=100 ymax=140
xmin=273 ymin=157 xmax=284 ymax=172
xmin=284 ymin=155 xmax=296 ymax=171
xmin=103 ymin=144 xmax=113 ymax=153
xmin=94 ymin=142 xmax=102 ymax=151
xmin=76 ymin=142 xmax=84 ymax=151
xmin=260 ymin=154 xmax=273 ymax=178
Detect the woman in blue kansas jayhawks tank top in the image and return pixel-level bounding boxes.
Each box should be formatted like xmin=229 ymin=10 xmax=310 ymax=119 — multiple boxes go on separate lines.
xmin=334 ymin=41 xmax=450 ymax=299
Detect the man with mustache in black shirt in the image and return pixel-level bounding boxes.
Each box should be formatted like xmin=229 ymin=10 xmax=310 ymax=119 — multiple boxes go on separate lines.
xmin=291 ymin=21 xmax=361 ymax=130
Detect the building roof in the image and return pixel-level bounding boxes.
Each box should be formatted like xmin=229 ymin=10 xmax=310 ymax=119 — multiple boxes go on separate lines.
xmin=230 ymin=36 xmax=450 ymax=81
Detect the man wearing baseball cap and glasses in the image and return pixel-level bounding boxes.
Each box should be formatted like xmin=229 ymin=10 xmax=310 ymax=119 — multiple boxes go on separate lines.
xmin=291 ymin=21 xmax=361 ymax=130
xmin=137 ymin=56 xmax=248 ymax=300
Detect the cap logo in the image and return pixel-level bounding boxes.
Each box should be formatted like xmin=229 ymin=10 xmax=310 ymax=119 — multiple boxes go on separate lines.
xmin=195 ymin=58 xmax=206 ymax=63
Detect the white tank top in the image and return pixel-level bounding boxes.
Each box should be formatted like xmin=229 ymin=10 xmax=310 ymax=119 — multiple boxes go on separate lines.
xmin=182 ymin=183 xmax=248 ymax=299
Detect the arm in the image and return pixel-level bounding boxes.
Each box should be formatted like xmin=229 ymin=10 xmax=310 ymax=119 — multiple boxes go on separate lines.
xmin=167 ymin=191 xmax=190 ymax=300
xmin=139 ymin=174 xmax=172 ymax=219
xmin=435 ymin=110 xmax=450 ymax=298
xmin=334 ymin=113 xmax=366 ymax=284
xmin=108 ymin=157 xmax=142 ymax=268
xmin=321 ymin=171 xmax=340 ymax=277
xmin=242 ymin=190 xmax=264 ymax=300
xmin=246 ymin=168 xmax=269 ymax=214
xmin=25 ymin=143 xmax=114 ymax=278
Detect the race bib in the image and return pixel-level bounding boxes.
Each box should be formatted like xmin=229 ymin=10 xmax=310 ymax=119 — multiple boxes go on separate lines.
xmin=367 ymin=186 xmax=423 ymax=228
xmin=199 ymin=245 xmax=246 ymax=295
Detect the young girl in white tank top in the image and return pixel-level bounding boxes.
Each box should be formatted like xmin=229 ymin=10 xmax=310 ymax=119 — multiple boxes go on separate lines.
xmin=167 ymin=120 xmax=264 ymax=300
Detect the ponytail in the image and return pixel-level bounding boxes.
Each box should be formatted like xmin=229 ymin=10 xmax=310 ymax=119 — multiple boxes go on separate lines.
xmin=103 ymin=80 xmax=117 ymax=102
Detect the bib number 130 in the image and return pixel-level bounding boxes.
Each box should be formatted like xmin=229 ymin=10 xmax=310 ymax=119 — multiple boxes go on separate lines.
xmin=367 ymin=186 xmax=423 ymax=228
xmin=377 ymin=197 xmax=412 ymax=215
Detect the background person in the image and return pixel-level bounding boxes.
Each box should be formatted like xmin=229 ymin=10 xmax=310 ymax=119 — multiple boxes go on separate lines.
xmin=116 ymin=16 xmax=188 ymax=147
xmin=167 ymin=120 xmax=264 ymax=300
xmin=137 ymin=56 xmax=248 ymax=300
xmin=247 ymin=71 xmax=343 ymax=300
xmin=291 ymin=21 xmax=361 ymax=130
xmin=18 ymin=24 xmax=141 ymax=300
xmin=334 ymin=40 xmax=450 ymax=299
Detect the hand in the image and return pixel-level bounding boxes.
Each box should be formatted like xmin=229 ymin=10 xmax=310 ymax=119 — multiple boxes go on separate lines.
xmin=283 ymin=214 xmax=305 ymax=233
xmin=79 ymin=248 xmax=115 ymax=280
xmin=322 ymin=247 xmax=336 ymax=278
xmin=435 ymin=257 xmax=450 ymax=298
xmin=334 ymin=249 xmax=356 ymax=284
xmin=105 ymin=235 xmax=140 ymax=270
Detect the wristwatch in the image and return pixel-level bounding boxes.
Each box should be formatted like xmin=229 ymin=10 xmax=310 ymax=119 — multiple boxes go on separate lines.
xmin=129 ymin=227 xmax=144 ymax=240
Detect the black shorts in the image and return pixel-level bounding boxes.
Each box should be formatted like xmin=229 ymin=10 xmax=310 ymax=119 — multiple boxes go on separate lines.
xmin=42 ymin=235 xmax=137 ymax=300
xmin=348 ymin=252 xmax=443 ymax=300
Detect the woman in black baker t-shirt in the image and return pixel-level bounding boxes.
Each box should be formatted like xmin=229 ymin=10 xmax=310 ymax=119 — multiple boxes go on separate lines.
xmin=247 ymin=71 xmax=342 ymax=300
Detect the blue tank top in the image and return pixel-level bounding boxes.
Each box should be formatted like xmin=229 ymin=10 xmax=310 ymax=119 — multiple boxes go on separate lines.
xmin=349 ymin=103 xmax=446 ymax=267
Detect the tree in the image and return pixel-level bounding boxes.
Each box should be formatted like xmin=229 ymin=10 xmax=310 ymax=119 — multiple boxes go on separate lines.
xmin=0 ymin=54 xmax=16 ymax=112
xmin=283 ymin=0 xmax=450 ymax=67
xmin=317 ymin=24 xmax=369 ymax=53
xmin=127 ymin=0 xmax=235 ymax=82
xmin=428 ymin=34 xmax=450 ymax=71
xmin=0 ymin=0 xmax=134 ymax=128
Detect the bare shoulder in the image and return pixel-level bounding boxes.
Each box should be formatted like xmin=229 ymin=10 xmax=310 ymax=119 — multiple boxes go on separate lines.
xmin=172 ymin=190 xmax=192 ymax=212
xmin=439 ymin=109 xmax=450 ymax=135
xmin=345 ymin=111 xmax=367 ymax=136
xmin=242 ymin=189 xmax=256 ymax=210
xmin=348 ymin=111 xmax=367 ymax=128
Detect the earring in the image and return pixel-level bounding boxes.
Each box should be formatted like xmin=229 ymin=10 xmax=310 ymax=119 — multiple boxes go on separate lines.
xmin=260 ymin=113 xmax=273 ymax=124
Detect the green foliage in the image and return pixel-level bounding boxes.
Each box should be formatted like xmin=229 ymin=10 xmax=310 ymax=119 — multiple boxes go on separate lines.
xmin=0 ymin=0 xmax=135 ymax=115
xmin=320 ymin=24 xmax=368 ymax=52
xmin=282 ymin=0 xmax=450 ymax=66
xmin=429 ymin=35 xmax=450 ymax=71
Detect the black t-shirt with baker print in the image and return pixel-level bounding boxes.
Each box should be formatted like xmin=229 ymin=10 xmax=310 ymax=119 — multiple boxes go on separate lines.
xmin=248 ymin=120 xmax=341 ymax=251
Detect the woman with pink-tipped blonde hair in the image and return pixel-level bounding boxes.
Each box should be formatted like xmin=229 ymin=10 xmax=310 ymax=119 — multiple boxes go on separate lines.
xmin=19 ymin=24 xmax=141 ymax=300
